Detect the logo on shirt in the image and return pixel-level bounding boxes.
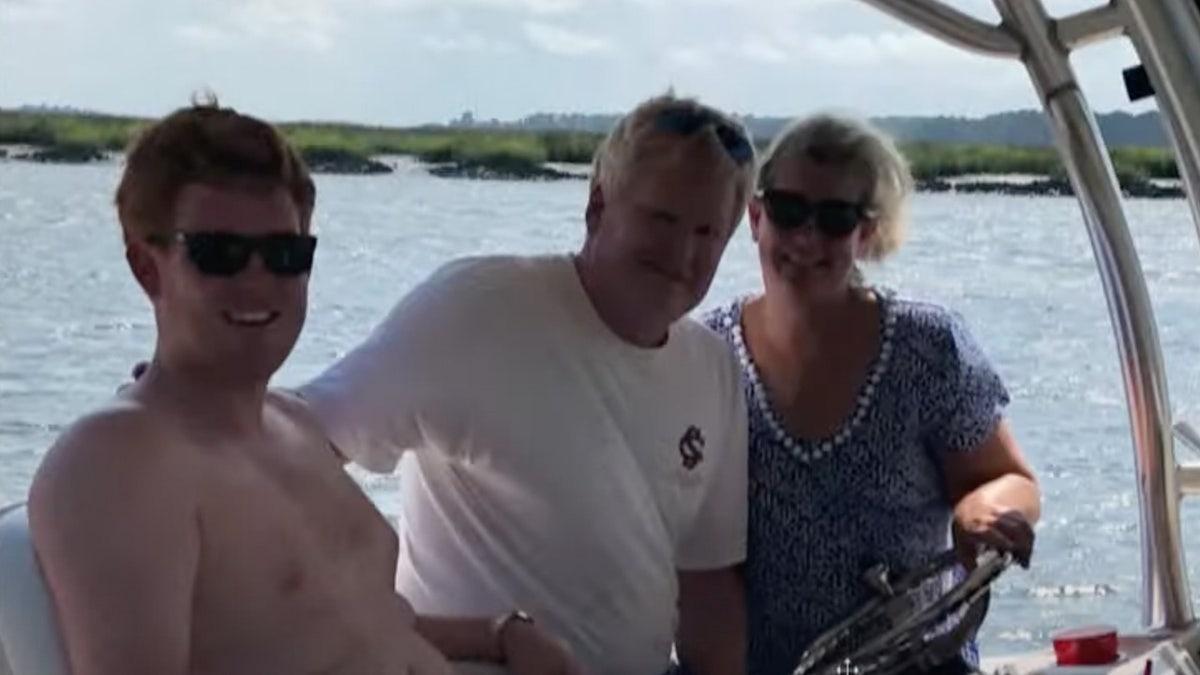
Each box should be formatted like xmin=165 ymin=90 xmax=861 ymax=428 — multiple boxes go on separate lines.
xmin=678 ymin=425 xmax=705 ymax=470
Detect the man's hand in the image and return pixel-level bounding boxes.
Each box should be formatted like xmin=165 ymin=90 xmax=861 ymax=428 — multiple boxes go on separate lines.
xmin=498 ymin=619 xmax=590 ymax=675
xmin=414 ymin=614 xmax=590 ymax=675
xmin=952 ymin=492 xmax=1035 ymax=569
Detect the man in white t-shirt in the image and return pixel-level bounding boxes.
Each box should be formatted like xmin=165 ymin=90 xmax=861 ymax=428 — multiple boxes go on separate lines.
xmin=298 ymin=93 xmax=756 ymax=675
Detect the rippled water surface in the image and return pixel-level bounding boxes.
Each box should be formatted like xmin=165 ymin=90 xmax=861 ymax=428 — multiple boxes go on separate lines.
xmin=5 ymin=159 xmax=1200 ymax=655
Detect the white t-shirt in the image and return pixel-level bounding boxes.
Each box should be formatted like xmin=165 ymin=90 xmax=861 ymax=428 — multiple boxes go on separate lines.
xmin=298 ymin=254 xmax=748 ymax=675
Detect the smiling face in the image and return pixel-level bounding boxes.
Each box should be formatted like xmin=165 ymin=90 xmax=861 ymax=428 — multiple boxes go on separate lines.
xmin=586 ymin=141 xmax=742 ymax=328
xmin=115 ymin=101 xmax=317 ymax=383
xmin=750 ymin=154 xmax=877 ymax=301
xmin=127 ymin=183 xmax=311 ymax=382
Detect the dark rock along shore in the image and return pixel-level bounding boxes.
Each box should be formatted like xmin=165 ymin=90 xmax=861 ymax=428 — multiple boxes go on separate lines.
xmin=0 ymin=142 xmax=1184 ymax=197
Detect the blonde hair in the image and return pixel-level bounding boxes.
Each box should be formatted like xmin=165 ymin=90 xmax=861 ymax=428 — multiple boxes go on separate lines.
xmin=758 ymin=112 xmax=913 ymax=260
xmin=590 ymin=92 xmax=757 ymax=225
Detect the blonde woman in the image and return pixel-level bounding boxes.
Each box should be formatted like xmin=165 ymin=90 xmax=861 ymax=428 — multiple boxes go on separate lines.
xmin=702 ymin=113 xmax=1041 ymax=674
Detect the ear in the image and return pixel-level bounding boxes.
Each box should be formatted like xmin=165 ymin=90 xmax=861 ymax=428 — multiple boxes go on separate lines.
xmin=858 ymin=216 xmax=880 ymax=250
xmin=585 ymin=182 xmax=605 ymax=235
xmin=126 ymin=240 xmax=161 ymax=298
xmin=748 ymin=198 xmax=764 ymax=243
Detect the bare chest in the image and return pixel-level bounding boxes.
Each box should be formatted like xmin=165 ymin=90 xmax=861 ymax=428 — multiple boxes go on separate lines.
xmin=187 ymin=435 xmax=406 ymax=674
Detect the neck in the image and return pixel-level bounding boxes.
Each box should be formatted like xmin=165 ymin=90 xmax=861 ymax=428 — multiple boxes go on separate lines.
xmin=136 ymin=353 xmax=268 ymax=436
xmin=758 ymin=283 xmax=864 ymax=363
xmin=573 ymin=251 xmax=670 ymax=348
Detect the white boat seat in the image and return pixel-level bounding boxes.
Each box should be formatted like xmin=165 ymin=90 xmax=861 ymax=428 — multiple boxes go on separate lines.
xmin=0 ymin=503 xmax=70 ymax=675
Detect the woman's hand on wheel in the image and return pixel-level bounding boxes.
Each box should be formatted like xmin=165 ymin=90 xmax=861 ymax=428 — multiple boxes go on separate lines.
xmin=952 ymin=494 xmax=1034 ymax=569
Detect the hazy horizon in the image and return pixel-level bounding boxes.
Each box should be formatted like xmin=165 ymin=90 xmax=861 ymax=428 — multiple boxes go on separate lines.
xmin=0 ymin=100 xmax=1162 ymax=131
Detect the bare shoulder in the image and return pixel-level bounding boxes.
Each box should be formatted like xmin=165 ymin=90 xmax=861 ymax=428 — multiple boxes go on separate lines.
xmin=33 ymin=401 xmax=175 ymax=486
xmin=27 ymin=402 xmax=203 ymax=675
xmin=265 ymin=389 xmax=344 ymax=464
xmin=267 ymin=387 xmax=318 ymax=428
xmin=28 ymin=401 xmax=196 ymax=534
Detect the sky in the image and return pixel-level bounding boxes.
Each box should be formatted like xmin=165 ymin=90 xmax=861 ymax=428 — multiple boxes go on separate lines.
xmin=0 ymin=0 xmax=1158 ymax=127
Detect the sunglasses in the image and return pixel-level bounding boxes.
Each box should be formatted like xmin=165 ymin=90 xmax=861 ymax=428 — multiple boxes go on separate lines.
xmin=757 ymin=188 xmax=870 ymax=239
xmin=653 ymin=107 xmax=755 ymax=165
xmin=148 ymin=231 xmax=318 ymax=277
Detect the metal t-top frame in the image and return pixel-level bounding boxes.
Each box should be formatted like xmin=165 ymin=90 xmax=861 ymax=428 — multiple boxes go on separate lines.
xmin=853 ymin=0 xmax=1200 ymax=632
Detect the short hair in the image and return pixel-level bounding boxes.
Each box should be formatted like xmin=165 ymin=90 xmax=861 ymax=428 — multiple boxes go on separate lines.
xmin=115 ymin=95 xmax=315 ymax=241
xmin=590 ymin=92 xmax=757 ymax=224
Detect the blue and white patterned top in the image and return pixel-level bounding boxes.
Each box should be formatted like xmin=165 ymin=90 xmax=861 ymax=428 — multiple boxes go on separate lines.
xmin=701 ymin=288 xmax=1010 ymax=675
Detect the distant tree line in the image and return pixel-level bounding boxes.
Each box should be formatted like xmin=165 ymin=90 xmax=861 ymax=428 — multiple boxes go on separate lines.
xmin=0 ymin=107 xmax=1183 ymax=190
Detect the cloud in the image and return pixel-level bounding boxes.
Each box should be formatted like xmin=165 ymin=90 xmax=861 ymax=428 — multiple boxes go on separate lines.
xmin=665 ymin=46 xmax=715 ymax=68
xmin=624 ymin=0 xmax=836 ymax=7
xmin=523 ymin=21 xmax=612 ymax=56
xmin=171 ymin=0 xmax=589 ymax=53
xmin=418 ymin=33 xmax=514 ymax=53
xmin=663 ymin=27 xmax=969 ymax=70
xmin=369 ymin=0 xmax=825 ymax=11
xmin=352 ymin=0 xmax=586 ymax=13
xmin=0 ymin=0 xmax=67 ymax=22
xmin=737 ymin=38 xmax=788 ymax=64
xmin=171 ymin=0 xmax=341 ymax=52
xmin=662 ymin=36 xmax=789 ymax=69
xmin=796 ymin=30 xmax=959 ymax=66
xmin=3 ymin=0 xmax=1140 ymax=125
xmin=229 ymin=0 xmax=340 ymax=52
xmin=171 ymin=23 xmax=236 ymax=50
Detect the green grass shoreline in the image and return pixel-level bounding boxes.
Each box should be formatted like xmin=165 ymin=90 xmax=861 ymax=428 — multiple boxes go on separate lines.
xmin=0 ymin=109 xmax=1185 ymax=196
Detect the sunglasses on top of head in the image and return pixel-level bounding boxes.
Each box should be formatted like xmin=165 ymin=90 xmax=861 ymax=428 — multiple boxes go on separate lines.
xmin=147 ymin=231 xmax=318 ymax=277
xmin=652 ymin=107 xmax=755 ymax=166
xmin=756 ymin=188 xmax=871 ymax=239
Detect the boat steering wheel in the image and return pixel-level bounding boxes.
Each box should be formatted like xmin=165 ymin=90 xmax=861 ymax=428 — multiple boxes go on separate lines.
xmin=792 ymin=548 xmax=1016 ymax=675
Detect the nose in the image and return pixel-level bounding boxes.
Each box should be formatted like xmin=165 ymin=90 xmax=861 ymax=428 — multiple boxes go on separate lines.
xmin=220 ymin=258 xmax=287 ymax=310
xmin=782 ymin=221 xmax=822 ymax=249
xmin=226 ymin=251 xmax=281 ymax=288
xmin=656 ymin=227 xmax=707 ymax=280
xmin=676 ymin=230 xmax=701 ymax=267
xmin=241 ymin=250 xmax=271 ymax=276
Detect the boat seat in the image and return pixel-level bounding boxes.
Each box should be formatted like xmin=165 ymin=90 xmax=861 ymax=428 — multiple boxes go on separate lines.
xmin=0 ymin=503 xmax=70 ymax=675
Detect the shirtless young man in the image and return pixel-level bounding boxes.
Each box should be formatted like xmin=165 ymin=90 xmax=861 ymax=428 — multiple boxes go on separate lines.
xmin=27 ymin=102 xmax=578 ymax=675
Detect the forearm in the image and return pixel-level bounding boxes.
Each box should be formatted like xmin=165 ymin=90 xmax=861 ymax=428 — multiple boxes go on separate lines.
xmin=676 ymin=567 xmax=745 ymax=675
xmin=413 ymin=615 xmax=502 ymax=663
xmin=965 ymin=472 xmax=1041 ymax=523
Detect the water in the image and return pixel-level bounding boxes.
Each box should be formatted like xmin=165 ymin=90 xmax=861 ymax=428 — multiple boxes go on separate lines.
xmin=4 ymin=157 xmax=1200 ymax=657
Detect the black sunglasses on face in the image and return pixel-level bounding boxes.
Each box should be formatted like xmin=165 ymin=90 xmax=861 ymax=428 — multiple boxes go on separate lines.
xmin=757 ymin=188 xmax=870 ymax=239
xmin=148 ymin=231 xmax=318 ymax=277
xmin=652 ymin=107 xmax=755 ymax=165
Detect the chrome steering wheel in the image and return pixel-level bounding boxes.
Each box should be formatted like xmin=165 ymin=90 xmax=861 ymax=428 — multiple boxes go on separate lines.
xmin=792 ymin=548 xmax=1015 ymax=675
